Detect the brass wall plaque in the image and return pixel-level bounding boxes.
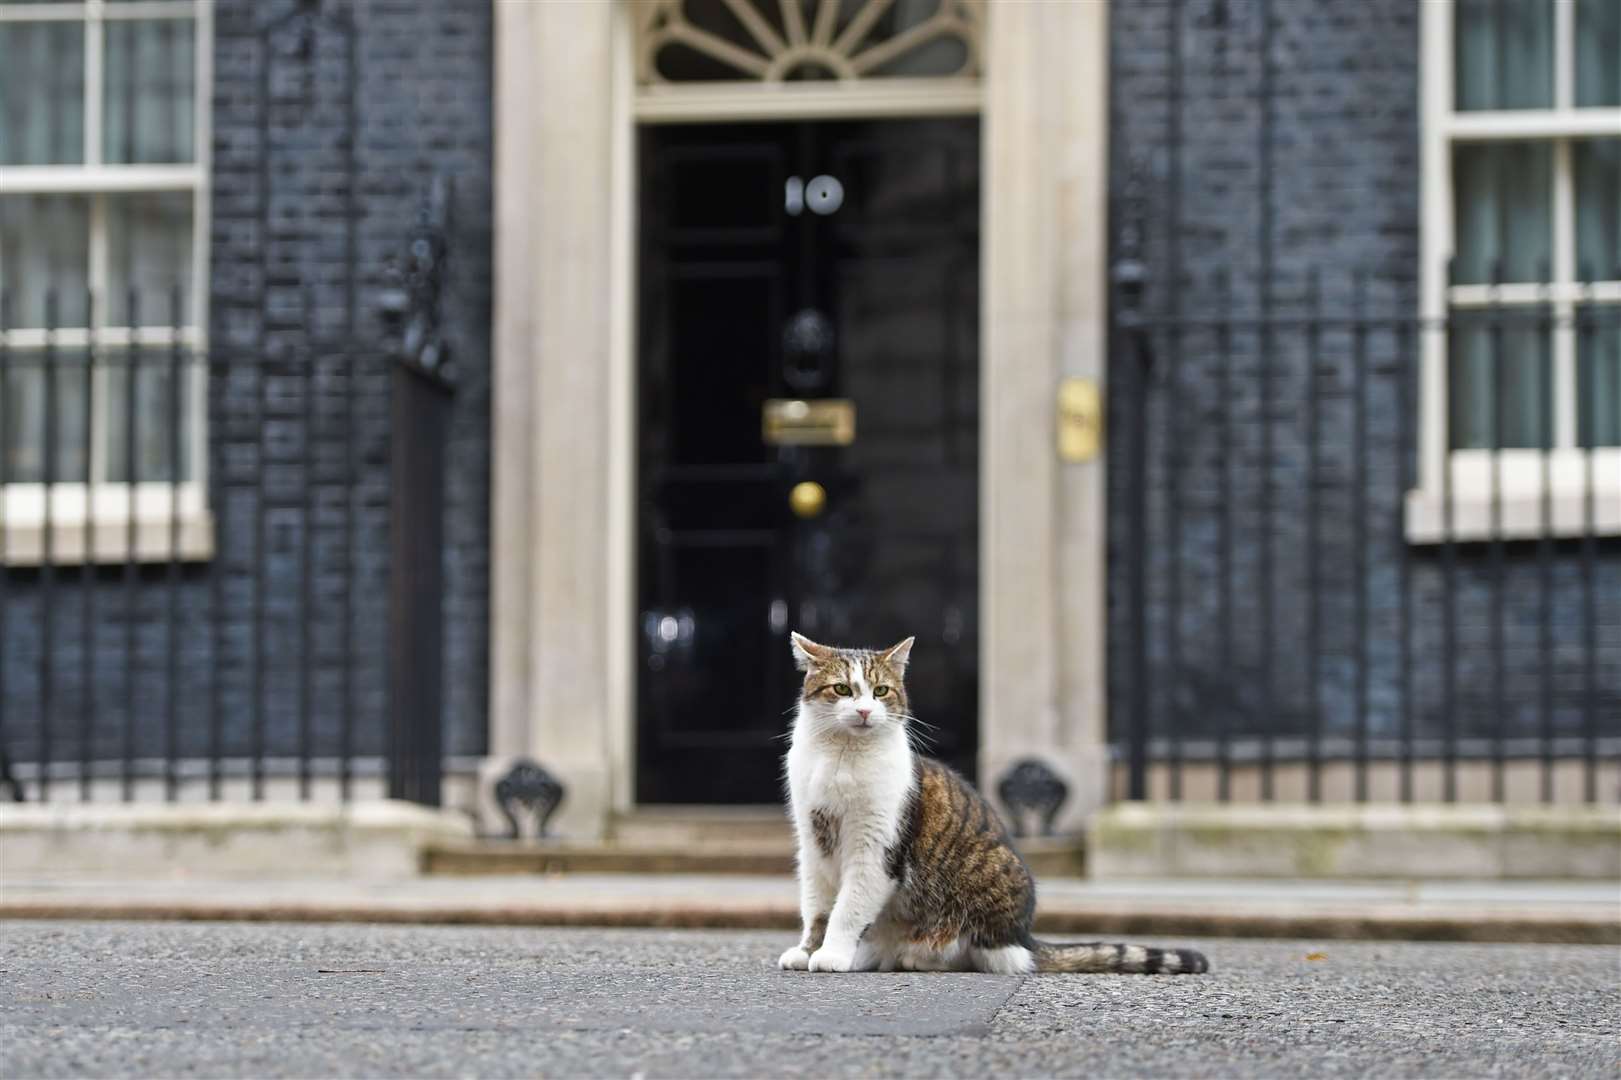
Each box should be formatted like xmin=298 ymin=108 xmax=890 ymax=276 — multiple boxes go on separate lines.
xmin=762 ymin=398 xmax=856 ymax=446
xmin=1057 ymin=377 xmax=1102 ymax=462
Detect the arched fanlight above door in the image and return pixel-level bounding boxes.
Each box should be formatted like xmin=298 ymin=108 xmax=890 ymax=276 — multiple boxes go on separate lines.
xmin=633 ymin=0 xmax=985 ymax=120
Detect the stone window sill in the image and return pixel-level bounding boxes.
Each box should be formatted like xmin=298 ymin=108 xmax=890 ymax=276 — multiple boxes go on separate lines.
xmin=1 ymin=484 xmax=215 ymax=566
xmin=1404 ymin=449 xmax=1621 ymax=544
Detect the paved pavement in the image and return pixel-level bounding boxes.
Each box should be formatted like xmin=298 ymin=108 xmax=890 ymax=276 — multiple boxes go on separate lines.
xmin=2 ymin=921 xmax=1616 ymax=1078
xmin=3 ymin=875 xmax=1616 ymax=942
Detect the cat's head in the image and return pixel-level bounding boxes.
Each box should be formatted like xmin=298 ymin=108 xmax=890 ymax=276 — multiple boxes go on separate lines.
xmin=790 ymin=632 xmax=914 ymax=736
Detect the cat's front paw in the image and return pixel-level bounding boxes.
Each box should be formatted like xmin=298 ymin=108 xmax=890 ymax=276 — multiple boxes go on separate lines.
xmin=807 ymin=944 xmax=857 ymax=973
xmin=778 ymin=945 xmax=811 ymax=971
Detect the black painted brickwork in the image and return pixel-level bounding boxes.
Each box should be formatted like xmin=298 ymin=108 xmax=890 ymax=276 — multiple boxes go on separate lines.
xmin=5 ymin=0 xmax=1612 ymax=790
xmin=1 ymin=0 xmax=492 ymax=773
xmin=1106 ymin=0 xmax=1620 ymax=758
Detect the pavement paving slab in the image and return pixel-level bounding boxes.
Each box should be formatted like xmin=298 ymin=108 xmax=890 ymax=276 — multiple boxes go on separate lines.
xmin=1 ymin=921 xmax=1617 ymax=1079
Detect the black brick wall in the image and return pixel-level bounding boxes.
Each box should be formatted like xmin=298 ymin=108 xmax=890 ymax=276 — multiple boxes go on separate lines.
xmin=1106 ymin=0 xmax=1620 ymax=757
xmin=5 ymin=0 xmax=1612 ymax=792
xmin=1 ymin=0 xmax=492 ymax=776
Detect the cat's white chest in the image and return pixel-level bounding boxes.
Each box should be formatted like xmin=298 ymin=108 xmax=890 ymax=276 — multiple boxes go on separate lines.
xmin=787 ymin=729 xmax=911 ymax=849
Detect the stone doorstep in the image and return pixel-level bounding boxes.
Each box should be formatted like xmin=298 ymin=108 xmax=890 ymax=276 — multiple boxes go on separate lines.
xmin=0 ymin=800 xmax=1085 ymax=879
xmin=422 ymin=836 xmax=1086 ymax=878
xmin=423 ymin=841 xmax=796 ymax=877
xmin=447 ymin=803 xmax=1083 ymax=878
xmin=7 ymin=799 xmax=1613 ymax=883
xmin=1088 ymin=802 xmax=1621 ymax=880
xmin=608 ymin=806 xmax=793 ymax=847
xmin=421 ymin=837 xmax=1086 ymax=878
xmin=0 ymin=801 xmax=473 ymax=879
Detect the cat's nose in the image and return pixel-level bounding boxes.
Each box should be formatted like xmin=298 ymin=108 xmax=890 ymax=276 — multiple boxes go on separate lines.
xmin=856 ymin=707 xmax=872 ymax=720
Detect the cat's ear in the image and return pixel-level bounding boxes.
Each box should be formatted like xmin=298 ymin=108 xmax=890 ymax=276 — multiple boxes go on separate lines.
xmin=790 ymin=631 xmax=832 ymax=671
xmin=880 ymin=636 xmax=915 ymax=673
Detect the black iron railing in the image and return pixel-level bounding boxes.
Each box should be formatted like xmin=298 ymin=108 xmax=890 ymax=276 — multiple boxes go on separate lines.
xmin=0 ymin=281 xmax=451 ymax=805
xmin=1112 ymin=271 xmax=1620 ymax=805
xmin=1106 ymin=0 xmax=1617 ymax=806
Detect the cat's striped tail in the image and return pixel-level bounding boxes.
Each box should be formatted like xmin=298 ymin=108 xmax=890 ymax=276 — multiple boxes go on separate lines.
xmin=1032 ymin=940 xmax=1209 ymax=975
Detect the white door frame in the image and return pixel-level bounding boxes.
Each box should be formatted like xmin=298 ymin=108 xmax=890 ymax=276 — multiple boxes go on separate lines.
xmin=489 ymin=0 xmax=1111 ymax=838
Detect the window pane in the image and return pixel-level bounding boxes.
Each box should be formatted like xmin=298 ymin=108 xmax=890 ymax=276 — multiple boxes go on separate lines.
xmin=1577 ymin=306 xmax=1621 ymax=448
xmin=1448 ymin=313 xmax=1551 ymax=450
xmin=1454 ymin=0 xmax=1554 ymax=110
xmin=1574 ymin=139 xmax=1620 ymax=282
xmin=106 ymin=192 xmax=193 ymax=326
xmin=104 ymin=350 xmax=193 ymax=483
xmin=1 ymin=351 xmax=90 ymax=484
xmin=1576 ymin=0 xmax=1620 ymax=107
xmin=1453 ymin=142 xmax=1552 ymax=285
xmin=0 ymin=195 xmax=91 ymax=330
xmin=103 ymin=18 xmax=197 ymax=165
xmin=0 ymin=20 xmax=86 ymax=165
xmin=649 ymin=0 xmax=971 ymax=81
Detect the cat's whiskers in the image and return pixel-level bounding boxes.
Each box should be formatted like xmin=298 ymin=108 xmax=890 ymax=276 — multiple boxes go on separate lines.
xmin=774 ymin=702 xmax=807 ymax=742
xmin=879 ymin=709 xmax=939 ymax=754
xmin=891 ymin=711 xmax=940 ymax=734
xmin=790 ymin=708 xmax=852 ymax=744
xmin=897 ymin=722 xmax=939 ymax=754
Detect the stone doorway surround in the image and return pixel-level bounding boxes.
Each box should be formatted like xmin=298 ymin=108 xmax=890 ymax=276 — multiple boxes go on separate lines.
xmin=488 ymin=0 xmax=1111 ymax=839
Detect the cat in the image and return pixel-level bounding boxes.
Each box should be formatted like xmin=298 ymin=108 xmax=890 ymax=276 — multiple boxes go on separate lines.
xmin=778 ymin=632 xmax=1209 ymax=976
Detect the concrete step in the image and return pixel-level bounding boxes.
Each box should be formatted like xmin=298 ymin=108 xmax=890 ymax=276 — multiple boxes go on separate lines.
xmin=423 ymin=834 xmax=1086 ymax=877
xmin=424 ymin=841 xmax=795 ymax=876
xmin=608 ymin=806 xmax=793 ymax=847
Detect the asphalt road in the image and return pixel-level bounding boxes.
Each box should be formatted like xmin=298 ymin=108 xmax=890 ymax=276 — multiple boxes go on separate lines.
xmin=1 ymin=921 xmax=1615 ymax=1079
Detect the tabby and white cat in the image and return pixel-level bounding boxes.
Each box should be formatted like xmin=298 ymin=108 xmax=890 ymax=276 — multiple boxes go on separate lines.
xmin=779 ymin=632 xmax=1209 ymax=976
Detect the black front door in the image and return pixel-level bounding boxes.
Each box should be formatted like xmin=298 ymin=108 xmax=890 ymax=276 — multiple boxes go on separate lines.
xmin=636 ymin=118 xmax=979 ymax=804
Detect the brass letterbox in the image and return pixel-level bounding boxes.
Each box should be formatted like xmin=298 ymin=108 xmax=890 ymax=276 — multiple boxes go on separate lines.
xmin=762 ymin=398 xmax=856 ymax=447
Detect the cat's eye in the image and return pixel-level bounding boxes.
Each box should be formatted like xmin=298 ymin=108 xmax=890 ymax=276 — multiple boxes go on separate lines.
xmin=833 ymin=683 xmax=852 ymax=696
xmin=874 ymin=686 xmax=890 ymax=697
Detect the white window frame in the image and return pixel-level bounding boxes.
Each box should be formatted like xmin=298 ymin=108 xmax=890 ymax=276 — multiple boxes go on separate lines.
xmin=0 ymin=0 xmax=213 ymax=565
xmin=1412 ymin=0 xmax=1621 ymax=542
